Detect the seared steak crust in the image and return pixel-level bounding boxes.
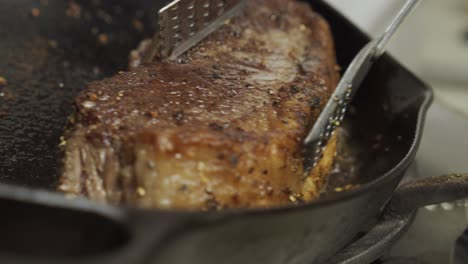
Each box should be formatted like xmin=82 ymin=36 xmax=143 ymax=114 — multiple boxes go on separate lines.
xmin=59 ymin=0 xmax=339 ymax=209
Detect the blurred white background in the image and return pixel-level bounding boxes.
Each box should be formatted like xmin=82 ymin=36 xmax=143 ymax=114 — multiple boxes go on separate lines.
xmin=325 ymin=0 xmax=468 ymax=116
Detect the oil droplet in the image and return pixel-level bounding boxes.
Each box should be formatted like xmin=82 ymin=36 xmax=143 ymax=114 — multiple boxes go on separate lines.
xmin=0 ymin=77 xmax=7 ymax=86
xmin=31 ymin=7 xmax=41 ymax=17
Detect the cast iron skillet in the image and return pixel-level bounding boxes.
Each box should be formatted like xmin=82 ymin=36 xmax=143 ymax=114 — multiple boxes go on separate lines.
xmin=0 ymin=1 xmax=466 ymax=263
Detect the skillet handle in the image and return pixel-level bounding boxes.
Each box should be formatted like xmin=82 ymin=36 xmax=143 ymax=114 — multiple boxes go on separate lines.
xmin=328 ymin=173 xmax=468 ymax=264
xmin=388 ymin=173 xmax=468 ymax=215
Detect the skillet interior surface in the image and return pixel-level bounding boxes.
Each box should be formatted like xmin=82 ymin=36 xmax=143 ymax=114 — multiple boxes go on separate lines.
xmin=0 ymin=0 xmax=420 ymax=195
xmin=0 ymin=0 xmax=154 ymax=188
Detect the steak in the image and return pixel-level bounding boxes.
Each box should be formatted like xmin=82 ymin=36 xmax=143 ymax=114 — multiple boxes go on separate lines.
xmin=58 ymin=0 xmax=339 ymax=210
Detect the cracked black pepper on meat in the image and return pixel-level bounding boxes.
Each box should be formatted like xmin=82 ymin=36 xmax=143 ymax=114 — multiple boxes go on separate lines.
xmin=58 ymin=0 xmax=340 ymax=210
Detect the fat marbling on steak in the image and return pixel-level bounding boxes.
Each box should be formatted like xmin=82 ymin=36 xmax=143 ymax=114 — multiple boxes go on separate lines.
xmin=58 ymin=0 xmax=339 ymax=210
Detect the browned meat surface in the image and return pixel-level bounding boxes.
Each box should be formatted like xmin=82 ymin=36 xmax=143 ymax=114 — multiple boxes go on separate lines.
xmin=58 ymin=0 xmax=339 ymax=210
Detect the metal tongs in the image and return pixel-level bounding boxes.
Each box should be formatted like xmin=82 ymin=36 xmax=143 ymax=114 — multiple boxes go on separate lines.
xmin=145 ymin=0 xmax=246 ymax=62
xmin=304 ymin=0 xmax=421 ymax=170
xmin=146 ymin=0 xmax=421 ymax=172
